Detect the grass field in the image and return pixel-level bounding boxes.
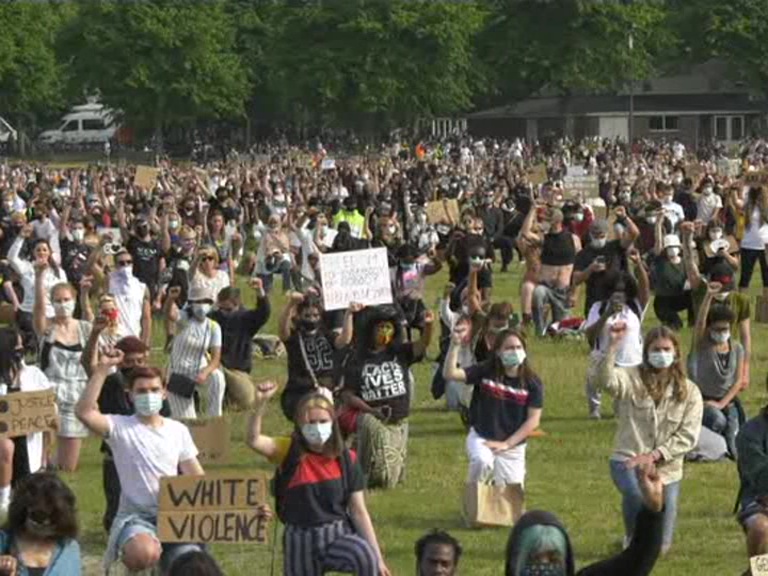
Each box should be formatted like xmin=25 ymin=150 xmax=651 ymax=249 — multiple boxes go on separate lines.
xmin=65 ymin=261 xmax=766 ymax=575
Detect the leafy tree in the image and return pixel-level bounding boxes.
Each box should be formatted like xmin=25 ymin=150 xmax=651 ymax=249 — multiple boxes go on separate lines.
xmin=59 ymin=0 xmax=250 ymax=139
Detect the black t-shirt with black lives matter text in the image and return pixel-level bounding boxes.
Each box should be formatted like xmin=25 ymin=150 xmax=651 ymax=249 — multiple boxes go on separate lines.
xmin=464 ymin=360 xmax=543 ymax=442
xmin=127 ymin=236 xmax=163 ymax=289
xmin=345 ymin=342 xmax=422 ymax=422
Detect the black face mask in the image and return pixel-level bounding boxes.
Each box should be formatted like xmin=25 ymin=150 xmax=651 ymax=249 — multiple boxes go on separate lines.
xmin=300 ymin=319 xmax=319 ymax=332
xmin=136 ymin=225 xmax=149 ymax=236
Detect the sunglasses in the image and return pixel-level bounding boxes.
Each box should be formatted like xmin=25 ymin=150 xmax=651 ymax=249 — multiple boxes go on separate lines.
xmin=116 ymin=260 xmax=133 ymax=267
xmin=201 ymin=255 xmax=216 ymax=262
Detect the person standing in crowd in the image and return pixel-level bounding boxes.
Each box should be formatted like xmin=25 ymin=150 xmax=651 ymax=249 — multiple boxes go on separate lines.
xmin=415 ymin=530 xmax=462 ymax=576
xmin=0 ymin=328 xmax=54 ymax=520
xmin=342 ymin=306 xmax=434 ymax=488
xmin=476 ymin=187 xmax=513 ymax=272
xmin=8 ymin=226 xmax=67 ymax=353
xmin=123 ymin=214 xmax=165 ymax=311
xmin=209 ymin=280 xmax=271 ymax=408
xmin=164 ymin=285 xmax=225 ymax=419
xmin=247 ymin=383 xmax=390 ymax=576
xmin=688 ymin=282 xmax=744 ymax=458
xmin=443 ymin=327 xmax=542 ymax=514
xmin=0 ymin=472 xmax=81 ymax=575
xmin=737 ymin=185 xmax=768 ymax=299
xmin=595 ymin=325 xmax=702 ymax=553
xmin=32 ymin=270 xmax=92 ymax=472
xmin=75 ymin=352 xmax=207 ymax=574
xmin=107 ymin=248 xmax=152 ymax=347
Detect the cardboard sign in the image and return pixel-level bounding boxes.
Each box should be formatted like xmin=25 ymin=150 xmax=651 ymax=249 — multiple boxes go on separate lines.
xmin=425 ymin=199 xmax=460 ymax=225
xmin=319 ymin=247 xmax=393 ymax=311
xmin=0 ymin=389 xmax=58 ymax=438
xmin=527 ymin=164 xmax=548 ymax=184
xmin=563 ymin=172 xmax=599 ymax=198
xmin=158 ymin=473 xmax=270 ymax=544
xmin=181 ymin=417 xmax=230 ymax=464
xmin=751 ymin=554 xmax=768 ymax=576
xmin=134 ymin=165 xmax=157 ymax=189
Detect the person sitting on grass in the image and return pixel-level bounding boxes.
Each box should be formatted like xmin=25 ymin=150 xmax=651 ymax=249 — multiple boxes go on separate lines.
xmin=75 ymin=351 xmax=207 ymax=574
xmin=415 ymin=529 xmax=462 ymax=576
xmin=504 ymin=463 xmax=664 ymax=576
xmin=687 ymin=281 xmax=745 ymax=459
xmin=0 ymin=472 xmax=81 ymax=576
xmin=247 ymin=383 xmax=391 ymax=576
xmin=167 ymin=550 xmax=223 ymax=576
xmin=736 ymin=403 xmax=768 ymax=570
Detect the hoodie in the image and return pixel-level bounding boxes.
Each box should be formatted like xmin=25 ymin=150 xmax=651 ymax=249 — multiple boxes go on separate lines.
xmin=505 ymin=510 xmax=575 ymax=576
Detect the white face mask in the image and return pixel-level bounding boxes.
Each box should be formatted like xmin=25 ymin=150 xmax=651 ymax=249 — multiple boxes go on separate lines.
xmin=169 ymin=220 xmax=180 ymax=230
xmin=666 ymin=247 xmax=681 ymax=259
xmin=71 ymin=229 xmax=85 ymax=242
xmin=710 ymin=329 xmax=730 ymax=344
xmin=114 ymin=265 xmax=133 ymax=280
xmin=301 ymin=422 xmax=333 ymax=446
xmin=573 ymin=213 xmax=584 ymax=222
xmin=591 ymin=238 xmax=606 ymax=249
xmin=386 ymin=225 xmax=397 ymax=235
xmin=713 ymin=291 xmax=730 ymax=302
xmin=191 ymin=303 xmax=211 ymax=320
xmin=703 ymin=186 xmax=714 ymax=196
xmin=646 ymin=216 xmax=657 ymax=225
xmin=709 ymin=230 xmax=723 ymax=241
xmin=647 ymin=350 xmax=675 ymax=369
xmin=53 ymin=300 xmax=75 ymax=318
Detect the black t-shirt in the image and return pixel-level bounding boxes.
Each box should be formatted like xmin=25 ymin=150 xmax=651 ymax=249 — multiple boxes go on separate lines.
xmin=59 ymin=237 xmax=92 ymax=284
xmin=345 ymin=342 xmax=421 ymax=422
xmin=209 ymin=299 xmax=271 ymax=373
xmin=574 ymin=239 xmax=625 ymax=315
xmin=464 ymin=360 xmax=544 ymax=442
xmin=127 ymin=236 xmax=163 ymax=288
xmin=284 ymin=330 xmax=337 ymax=394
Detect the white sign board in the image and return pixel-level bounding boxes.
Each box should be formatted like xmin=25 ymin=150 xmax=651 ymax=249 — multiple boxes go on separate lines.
xmin=751 ymin=554 xmax=768 ymax=576
xmin=321 ymin=158 xmax=336 ymax=170
xmin=564 ymin=173 xmax=599 ymax=198
xmin=319 ymin=248 xmax=393 ymax=311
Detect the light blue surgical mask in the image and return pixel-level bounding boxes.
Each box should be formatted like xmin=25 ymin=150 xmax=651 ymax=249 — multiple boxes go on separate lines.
xmin=133 ymin=392 xmax=164 ymax=416
xmin=499 ymin=349 xmax=526 ymax=368
xmin=191 ymin=303 xmax=211 ymax=320
xmin=710 ymin=330 xmax=730 ymax=344
xmin=301 ymin=422 xmax=333 ymax=446
xmin=647 ymin=351 xmax=675 ymax=369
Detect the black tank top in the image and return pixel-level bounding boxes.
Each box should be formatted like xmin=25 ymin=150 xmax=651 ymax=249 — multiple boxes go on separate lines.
xmin=541 ymin=230 xmax=576 ymax=266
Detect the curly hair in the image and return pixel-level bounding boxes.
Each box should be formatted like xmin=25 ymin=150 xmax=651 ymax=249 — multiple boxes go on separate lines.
xmin=6 ymin=472 xmax=78 ymax=540
xmin=639 ymin=326 xmax=688 ymax=403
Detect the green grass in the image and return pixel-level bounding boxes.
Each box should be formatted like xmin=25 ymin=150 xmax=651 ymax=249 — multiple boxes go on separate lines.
xmin=64 ymin=262 xmax=766 ymax=575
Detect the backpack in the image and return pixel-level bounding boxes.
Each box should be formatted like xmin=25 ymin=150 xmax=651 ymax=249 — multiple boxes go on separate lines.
xmin=271 ymin=436 xmax=354 ymax=524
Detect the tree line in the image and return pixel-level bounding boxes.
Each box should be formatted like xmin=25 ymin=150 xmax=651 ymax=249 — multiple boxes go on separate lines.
xmin=0 ymin=0 xmax=763 ymax=140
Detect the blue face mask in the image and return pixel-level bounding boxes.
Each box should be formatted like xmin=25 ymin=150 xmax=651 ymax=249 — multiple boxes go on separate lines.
xmin=133 ymin=392 xmax=164 ymax=416
xmin=499 ymin=349 xmax=526 ymax=367
xmin=301 ymin=422 xmax=333 ymax=446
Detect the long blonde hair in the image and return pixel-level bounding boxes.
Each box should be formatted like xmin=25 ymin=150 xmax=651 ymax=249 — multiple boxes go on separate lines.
xmin=639 ymin=326 xmax=688 ymax=403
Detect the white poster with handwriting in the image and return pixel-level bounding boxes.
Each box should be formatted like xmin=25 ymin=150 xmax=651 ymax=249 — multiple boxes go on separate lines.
xmin=319 ymin=248 xmax=393 ymax=311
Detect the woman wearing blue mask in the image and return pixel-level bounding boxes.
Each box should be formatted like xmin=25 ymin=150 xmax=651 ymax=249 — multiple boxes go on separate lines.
xmin=595 ymin=325 xmax=702 ymax=554
xmin=443 ymin=328 xmax=543 ymax=517
xmin=247 ymin=384 xmax=391 ymax=576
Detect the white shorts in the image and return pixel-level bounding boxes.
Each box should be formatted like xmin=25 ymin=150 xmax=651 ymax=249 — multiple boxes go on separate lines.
xmin=466 ymin=427 xmax=526 ymax=486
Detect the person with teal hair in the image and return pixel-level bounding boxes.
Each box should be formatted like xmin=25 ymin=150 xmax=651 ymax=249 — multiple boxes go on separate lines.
xmin=504 ymin=463 xmax=664 ymax=576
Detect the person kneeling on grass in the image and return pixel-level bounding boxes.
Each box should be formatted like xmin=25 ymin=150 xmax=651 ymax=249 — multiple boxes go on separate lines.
xmin=415 ymin=529 xmax=462 ymax=576
xmin=75 ymin=351 xmax=211 ymax=574
xmin=504 ymin=463 xmax=664 ymax=576
xmin=0 ymin=472 xmax=81 ymax=576
xmin=443 ymin=326 xmax=542 ymax=519
xmin=247 ymin=383 xmax=391 ymax=576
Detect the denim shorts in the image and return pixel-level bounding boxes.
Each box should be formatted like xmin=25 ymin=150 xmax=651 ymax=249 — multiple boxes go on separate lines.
xmin=116 ymin=517 xmax=202 ymax=572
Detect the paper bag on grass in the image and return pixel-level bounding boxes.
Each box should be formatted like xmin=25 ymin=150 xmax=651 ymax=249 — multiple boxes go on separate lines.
xmin=463 ymin=482 xmax=524 ymax=528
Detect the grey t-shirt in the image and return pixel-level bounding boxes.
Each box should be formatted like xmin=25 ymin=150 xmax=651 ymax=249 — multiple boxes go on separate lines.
xmin=687 ymin=341 xmax=744 ymax=400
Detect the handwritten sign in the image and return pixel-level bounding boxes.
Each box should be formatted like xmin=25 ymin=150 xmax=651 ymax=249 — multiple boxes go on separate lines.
xmin=134 ymin=165 xmax=157 ymax=189
xmin=0 ymin=390 xmax=58 ymax=438
xmin=751 ymin=554 xmax=768 ymax=576
xmin=426 ymin=199 xmax=460 ymax=225
xmin=319 ymin=247 xmax=393 ymax=311
xmin=564 ymin=167 xmax=598 ymax=198
xmin=158 ymin=473 xmax=270 ymax=544
xmin=181 ymin=417 xmax=230 ymax=464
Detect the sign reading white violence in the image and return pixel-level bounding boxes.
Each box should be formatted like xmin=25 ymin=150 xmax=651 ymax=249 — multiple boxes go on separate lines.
xmin=319 ymin=248 xmax=393 ymax=311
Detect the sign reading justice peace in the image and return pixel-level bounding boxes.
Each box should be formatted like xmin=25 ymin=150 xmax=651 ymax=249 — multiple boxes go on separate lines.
xmin=0 ymin=390 xmax=58 ymax=438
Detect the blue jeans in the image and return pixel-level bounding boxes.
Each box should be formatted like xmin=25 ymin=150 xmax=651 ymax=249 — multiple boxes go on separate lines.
xmin=703 ymin=402 xmax=739 ymax=458
xmin=258 ymin=260 xmax=292 ymax=294
xmin=609 ymin=459 xmax=680 ymax=549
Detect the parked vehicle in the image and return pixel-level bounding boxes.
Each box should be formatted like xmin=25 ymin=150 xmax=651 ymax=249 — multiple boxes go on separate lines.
xmin=0 ymin=117 xmax=17 ymax=151
xmin=38 ymin=102 xmax=119 ymax=145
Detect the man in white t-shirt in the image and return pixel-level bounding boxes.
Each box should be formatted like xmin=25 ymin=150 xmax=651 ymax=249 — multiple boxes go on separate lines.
xmin=109 ymin=248 xmax=152 ymax=346
xmin=76 ymin=353 xmax=206 ymax=573
xmin=696 ymin=184 xmax=723 ymax=224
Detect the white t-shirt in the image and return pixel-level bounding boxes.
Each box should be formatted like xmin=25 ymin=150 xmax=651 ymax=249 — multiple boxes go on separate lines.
xmin=106 ymin=414 xmax=198 ymax=512
xmin=740 ymin=207 xmax=768 ymax=250
xmin=8 ymin=237 xmax=68 ymax=315
xmin=585 ymin=299 xmax=646 ymax=367
xmin=661 ymin=201 xmax=686 ymax=229
xmin=16 ymin=365 xmax=54 ymax=474
xmin=109 ymin=273 xmax=147 ymax=338
xmin=169 ymin=313 xmax=222 ymax=377
xmin=696 ymin=193 xmax=722 ymax=224
xmin=190 ymin=270 xmax=230 ymax=302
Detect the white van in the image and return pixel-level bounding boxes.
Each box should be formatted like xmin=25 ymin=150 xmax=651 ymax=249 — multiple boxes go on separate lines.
xmin=0 ymin=117 xmax=17 ymax=148
xmin=38 ymin=102 xmax=119 ymax=145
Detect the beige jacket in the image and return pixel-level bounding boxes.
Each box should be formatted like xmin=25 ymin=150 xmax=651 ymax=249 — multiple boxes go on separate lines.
xmin=596 ymin=353 xmax=703 ymax=484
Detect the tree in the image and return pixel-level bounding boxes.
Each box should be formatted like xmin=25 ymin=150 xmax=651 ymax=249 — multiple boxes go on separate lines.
xmin=60 ymin=0 xmax=250 ymax=141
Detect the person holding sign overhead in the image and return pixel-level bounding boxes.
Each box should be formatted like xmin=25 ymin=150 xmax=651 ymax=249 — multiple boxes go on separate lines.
xmin=0 ymin=328 xmax=55 ymax=521
xmin=75 ymin=349 xmax=207 ymax=574
xmin=247 ymin=383 xmax=391 ymax=576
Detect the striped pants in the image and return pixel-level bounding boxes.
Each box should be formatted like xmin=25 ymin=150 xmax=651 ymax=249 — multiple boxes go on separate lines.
xmin=284 ymin=519 xmax=379 ymax=576
xmin=167 ymin=369 xmax=226 ymax=419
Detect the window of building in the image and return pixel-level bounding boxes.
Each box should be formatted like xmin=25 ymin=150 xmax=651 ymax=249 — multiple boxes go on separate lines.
xmin=649 ymin=115 xmax=679 ymax=132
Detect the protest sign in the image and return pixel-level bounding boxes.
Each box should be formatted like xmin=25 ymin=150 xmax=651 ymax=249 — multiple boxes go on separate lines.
xmin=181 ymin=417 xmax=230 ymax=464
xmin=564 ymin=166 xmax=598 ymax=198
xmin=528 ymin=164 xmax=549 ymax=184
xmin=134 ymin=165 xmax=157 ymax=189
xmin=425 ymin=199 xmax=460 ymax=225
xmin=158 ymin=473 xmax=270 ymax=544
xmin=0 ymin=389 xmax=58 ymax=438
xmin=745 ymin=171 xmax=768 ymax=187
xmin=321 ymin=158 xmax=336 ymax=170
xmin=752 ymin=554 xmax=768 ymax=576
xmin=319 ymin=248 xmax=393 ymax=311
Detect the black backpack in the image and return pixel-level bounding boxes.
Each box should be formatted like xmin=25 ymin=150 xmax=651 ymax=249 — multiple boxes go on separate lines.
xmin=271 ymin=436 xmax=354 ymax=524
